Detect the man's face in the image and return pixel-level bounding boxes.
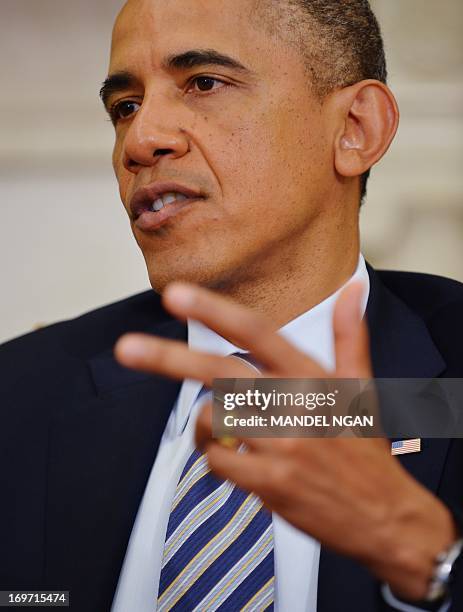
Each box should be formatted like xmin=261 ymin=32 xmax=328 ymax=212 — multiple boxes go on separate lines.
xmin=106 ymin=0 xmax=336 ymax=293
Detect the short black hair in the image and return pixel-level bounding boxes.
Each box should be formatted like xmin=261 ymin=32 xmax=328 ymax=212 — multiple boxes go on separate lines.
xmin=260 ymin=0 xmax=387 ymax=204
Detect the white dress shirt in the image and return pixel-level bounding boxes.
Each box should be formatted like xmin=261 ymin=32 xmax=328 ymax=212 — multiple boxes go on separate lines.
xmin=112 ymin=255 xmax=377 ymax=611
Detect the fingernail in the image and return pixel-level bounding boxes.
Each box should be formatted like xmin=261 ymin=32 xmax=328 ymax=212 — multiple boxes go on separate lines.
xmin=165 ymin=283 xmax=196 ymax=309
xmin=345 ymin=284 xmax=363 ymax=323
xmin=116 ymin=335 xmax=146 ymax=360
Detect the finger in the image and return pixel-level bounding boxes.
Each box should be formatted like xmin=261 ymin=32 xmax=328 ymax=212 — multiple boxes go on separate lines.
xmin=163 ymin=283 xmax=325 ymax=376
xmin=115 ymin=333 xmax=255 ymax=385
xmin=193 ymin=374 xmax=340 ymax=458
xmin=333 ymin=282 xmax=372 ymax=378
xmin=195 ymin=401 xmax=268 ymax=453
xmin=204 ymin=441 xmax=278 ymax=498
xmin=195 ymin=401 xmax=213 ymax=450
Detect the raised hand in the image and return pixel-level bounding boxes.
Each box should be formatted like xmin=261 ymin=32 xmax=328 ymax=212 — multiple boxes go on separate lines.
xmin=116 ymin=282 xmax=456 ymax=601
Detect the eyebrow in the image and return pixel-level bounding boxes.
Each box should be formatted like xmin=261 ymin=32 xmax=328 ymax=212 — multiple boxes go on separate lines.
xmin=99 ymin=71 xmax=138 ymax=109
xmin=163 ymin=48 xmax=252 ymax=74
xmin=99 ymin=49 xmax=253 ymax=109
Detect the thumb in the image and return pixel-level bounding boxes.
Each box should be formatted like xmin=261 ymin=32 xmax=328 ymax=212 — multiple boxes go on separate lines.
xmin=333 ymin=282 xmax=371 ymax=378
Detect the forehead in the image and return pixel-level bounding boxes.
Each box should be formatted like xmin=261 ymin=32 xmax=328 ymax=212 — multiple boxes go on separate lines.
xmin=110 ymin=0 xmax=293 ymax=74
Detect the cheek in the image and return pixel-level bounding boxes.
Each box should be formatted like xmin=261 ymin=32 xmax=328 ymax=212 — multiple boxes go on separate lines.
xmin=211 ymin=105 xmax=327 ymax=219
xmin=112 ymin=139 xmax=131 ymax=204
xmin=263 ymin=102 xmax=331 ymax=211
xmin=209 ymin=130 xmax=270 ymax=213
xmin=208 ymin=112 xmax=279 ymax=187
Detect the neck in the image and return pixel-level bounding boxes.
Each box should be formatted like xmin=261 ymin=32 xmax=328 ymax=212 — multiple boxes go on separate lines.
xmin=212 ymin=223 xmax=360 ymax=330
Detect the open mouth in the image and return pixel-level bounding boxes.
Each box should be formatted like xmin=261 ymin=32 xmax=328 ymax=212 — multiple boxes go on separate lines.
xmin=150 ymin=192 xmax=189 ymax=212
xmin=130 ymin=183 xmax=205 ymax=231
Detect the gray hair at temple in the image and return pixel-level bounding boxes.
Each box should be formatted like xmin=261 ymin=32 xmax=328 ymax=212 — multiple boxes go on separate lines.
xmin=257 ymin=0 xmax=388 ymax=203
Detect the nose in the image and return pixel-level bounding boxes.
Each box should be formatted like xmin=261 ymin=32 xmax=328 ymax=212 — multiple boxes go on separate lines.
xmin=122 ymin=93 xmax=190 ymax=173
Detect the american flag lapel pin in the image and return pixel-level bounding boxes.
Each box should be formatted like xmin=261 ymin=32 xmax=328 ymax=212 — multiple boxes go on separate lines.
xmin=391 ymin=439 xmax=421 ymax=455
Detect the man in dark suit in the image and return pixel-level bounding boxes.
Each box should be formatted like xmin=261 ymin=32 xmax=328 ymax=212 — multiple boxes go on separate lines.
xmin=1 ymin=268 xmax=463 ymax=611
xmin=1 ymin=0 xmax=462 ymax=610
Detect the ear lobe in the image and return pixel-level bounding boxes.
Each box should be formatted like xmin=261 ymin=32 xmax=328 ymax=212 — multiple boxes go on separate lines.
xmin=334 ymin=80 xmax=399 ymax=179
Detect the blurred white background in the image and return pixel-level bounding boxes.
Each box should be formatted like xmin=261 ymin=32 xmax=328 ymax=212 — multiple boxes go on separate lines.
xmin=1 ymin=0 xmax=462 ymax=343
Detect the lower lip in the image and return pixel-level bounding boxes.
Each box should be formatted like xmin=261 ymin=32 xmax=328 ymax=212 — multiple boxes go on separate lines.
xmin=134 ymin=198 xmax=203 ymax=232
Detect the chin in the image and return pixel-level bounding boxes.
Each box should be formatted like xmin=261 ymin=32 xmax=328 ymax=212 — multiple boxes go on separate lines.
xmin=141 ymin=240 xmax=257 ymax=296
xmin=145 ymin=257 xmax=228 ymax=295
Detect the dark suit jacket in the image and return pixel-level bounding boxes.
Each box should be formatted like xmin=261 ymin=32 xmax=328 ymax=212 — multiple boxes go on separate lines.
xmin=1 ymin=267 xmax=462 ymax=612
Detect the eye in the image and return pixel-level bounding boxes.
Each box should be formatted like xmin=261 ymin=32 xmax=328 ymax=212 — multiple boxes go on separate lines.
xmin=189 ymin=76 xmax=226 ymax=93
xmin=110 ymin=100 xmax=141 ymax=123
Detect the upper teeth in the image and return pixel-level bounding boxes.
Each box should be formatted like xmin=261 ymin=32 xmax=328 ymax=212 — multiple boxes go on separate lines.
xmin=151 ymin=192 xmax=188 ymax=211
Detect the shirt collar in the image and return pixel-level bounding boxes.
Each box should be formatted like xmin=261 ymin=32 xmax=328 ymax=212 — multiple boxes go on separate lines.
xmin=174 ymin=254 xmax=370 ymax=434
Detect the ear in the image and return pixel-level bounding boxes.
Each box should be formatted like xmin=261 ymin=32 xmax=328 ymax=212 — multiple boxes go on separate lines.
xmin=332 ymin=80 xmax=399 ymax=180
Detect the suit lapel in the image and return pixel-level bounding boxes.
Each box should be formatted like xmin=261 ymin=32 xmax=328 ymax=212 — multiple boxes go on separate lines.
xmin=366 ymin=264 xmax=445 ymax=379
xmin=45 ymin=318 xmax=187 ymax=612
xmin=317 ymin=266 xmax=449 ymax=612
xmin=366 ymin=266 xmax=450 ymax=508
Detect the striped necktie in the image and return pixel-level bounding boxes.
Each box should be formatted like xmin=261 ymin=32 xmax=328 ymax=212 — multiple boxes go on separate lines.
xmin=157 ymin=371 xmax=274 ymax=611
